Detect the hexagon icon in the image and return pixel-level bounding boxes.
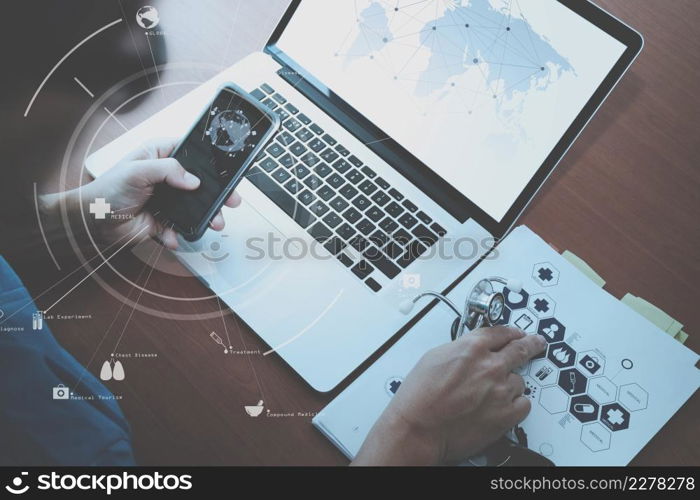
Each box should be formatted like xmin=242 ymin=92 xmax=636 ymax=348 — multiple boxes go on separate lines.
xmin=580 ymin=423 xmax=611 ymax=452
xmin=509 ymin=309 xmax=538 ymax=333
xmin=588 ymin=377 xmax=617 ymax=405
xmin=539 ymin=386 xmax=569 ymax=414
xmin=527 ymin=293 xmax=555 ymax=319
xmin=533 ymin=262 xmax=560 ymax=287
xmin=577 ymin=350 xmax=605 ymax=376
xmin=530 ymin=359 xmax=557 ymax=386
xmin=570 ymin=395 xmax=599 ymax=423
xmin=504 ymin=287 xmax=528 ymax=309
xmin=537 ymin=317 xmax=565 ymax=343
xmin=618 ymin=383 xmax=648 ymax=412
xmin=547 ymin=342 xmax=576 ymax=369
xmin=600 ymin=403 xmax=630 ymax=431
xmin=558 ymin=368 xmax=587 ymax=396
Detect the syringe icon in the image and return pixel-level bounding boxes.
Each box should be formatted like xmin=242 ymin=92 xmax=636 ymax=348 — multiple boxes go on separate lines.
xmin=210 ymin=331 xmax=229 ymax=354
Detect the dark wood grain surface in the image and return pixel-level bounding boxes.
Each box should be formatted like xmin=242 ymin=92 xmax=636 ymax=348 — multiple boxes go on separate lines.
xmin=7 ymin=0 xmax=699 ymax=465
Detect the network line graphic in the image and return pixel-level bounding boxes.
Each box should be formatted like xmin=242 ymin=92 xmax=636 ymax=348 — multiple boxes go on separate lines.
xmin=333 ymin=0 xmax=574 ymax=118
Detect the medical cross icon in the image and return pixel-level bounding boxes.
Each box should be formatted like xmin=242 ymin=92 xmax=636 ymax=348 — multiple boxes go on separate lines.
xmin=538 ymin=267 xmax=554 ymax=282
xmin=606 ymin=408 xmax=625 ymax=426
xmin=89 ymin=198 xmax=111 ymax=219
xmin=534 ymin=298 xmax=550 ymax=313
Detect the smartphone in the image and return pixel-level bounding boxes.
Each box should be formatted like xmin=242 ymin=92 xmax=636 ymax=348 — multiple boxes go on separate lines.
xmin=148 ymin=83 xmax=280 ymax=241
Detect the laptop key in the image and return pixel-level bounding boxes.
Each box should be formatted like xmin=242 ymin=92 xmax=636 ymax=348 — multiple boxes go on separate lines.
xmin=375 ymin=177 xmax=390 ymax=190
xmin=351 ymin=261 xmax=374 ymax=280
xmin=283 ymin=119 xmax=302 ymax=132
xmin=333 ymin=159 xmax=351 ymax=173
xmin=393 ymin=228 xmax=413 ymax=246
xmin=388 ymin=188 xmax=404 ymax=201
xmin=365 ymin=277 xmax=382 ymax=292
xmin=310 ymin=123 xmax=324 ymax=135
xmin=385 ymin=201 xmax=404 ymax=218
xmin=271 ymin=93 xmax=286 ymax=104
xmin=261 ymin=83 xmax=274 ymax=94
xmin=363 ymin=246 xmax=400 ymax=279
xmin=259 ymin=157 xmax=278 ymax=172
xmin=365 ymin=206 xmax=384 ymax=222
xmin=277 ymin=131 xmax=296 ymax=146
xmin=300 ymin=152 xmax=320 ymax=167
xmin=309 ymin=200 xmax=329 ymax=216
xmin=356 ymin=218 xmax=376 ymax=235
xmin=308 ymin=138 xmax=325 ymax=152
xmin=314 ymin=162 xmax=332 ymax=178
xmin=330 ymin=196 xmax=349 ymax=212
xmin=246 ymin=166 xmax=315 ymax=228
xmin=349 ymin=235 xmax=370 ymax=252
xmin=352 ymin=195 xmax=371 ymax=211
xmin=289 ymin=141 xmax=307 ymax=157
xmin=335 ymin=144 xmax=350 ymax=156
xmin=320 ymin=148 xmax=339 ymax=163
xmin=297 ymin=113 xmax=312 ymax=125
xmin=402 ymin=199 xmax=418 ymax=213
xmin=323 ymin=212 xmax=342 ymax=228
xmin=361 ymin=166 xmax=376 ymax=178
xmin=262 ymin=99 xmax=277 ymax=110
xmin=271 ymin=168 xmax=291 ymax=183
xmin=336 ymin=223 xmax=356 ymax=241
xmin=322 ymin=133 xmax=337 ymax=146
xmin=298 ymin=190 xmax=316 ymax=205
xmin=337 ymin=252 xmax=353 ymax=267
xmin=358 ymin=180 xmax=377 ymax=195
xmin=317 ymin=185 xmax=335 ymax=201
xmin=412 ymin=224 xmax=439 ymax=247
xmin=371 ymin=191 xmax=390 ymax=207
xmin=274 ymin=108 xmax=290 ymax=121
xmin=292 ymin=164 xmax=310 ymax=179
xmin=379 ymin=217 xmax=399 ymax=234
xmin=345 ymin=169 xmax=364 ymax=185
xmin=416 ymin=211 xmax=433 ymax=225
xmin=369 ymin=229 xmax=390 ymax=248
xmin=284 ymin=102 xmax=299 ymax=114
xmin=266 ymin=143 xmax=284 ymax=158
xmin=343 ymin=207 xmax=362 ymax=223
xmin=339 ymin=184 xmax=359 ymax=200
xmin=430 ymin=222 xmax=447 ymax=237
xmin=348 ymin=155 xmax=363 ymax=168
xmin=308 ymin=221 xmax=332 ymax=243
xmin=383 ymin=241 xmax=403 ymax=259
xmin=295 ymin=128 xmax=314 ymax=142
xmin=251 ymin=88 xmax=266 ymax=100
xmin=397 ymin=240 xmax=428 ymax=269
xmin=398 ymin=212 xmax=418 ymax=229
xmin=279 ymin=153 xmax=295 ymax=168
xmin=284 ymin=179 xmax=302 ymax=194
xmin=304 ymin=175 xmax=322 ymax=190
xmin=324 ymin=237 xmax=347 ymax=255
xmin=327 ymin=173 xmax=345 ymax=189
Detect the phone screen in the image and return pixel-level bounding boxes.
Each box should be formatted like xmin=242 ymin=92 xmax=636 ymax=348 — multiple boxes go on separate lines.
xmin=150 ymin=86 xmax=276 ymax=238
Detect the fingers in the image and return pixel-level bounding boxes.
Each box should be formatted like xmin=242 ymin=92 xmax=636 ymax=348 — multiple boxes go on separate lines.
xmin=470 ymin=325 xmax=525 ymax=351
xmin=224 ymin=191 xmax=242 ymax=208
xmin=505 ymin=372 xmax=525 ymax=401
xmin=209 ymin=212 xmax=225 ymax=231
xmin=121 ymin=138 xmax=179 ymax=162
xmin=135 ymin=158 xmax=200 ymax=191
xmin=498 ymin=334 xmax=547 ymax=371
xmin=507 ymin=396 xmax=532 ymax=428
xmin=159 ymin=227 xmax=180 ymax=250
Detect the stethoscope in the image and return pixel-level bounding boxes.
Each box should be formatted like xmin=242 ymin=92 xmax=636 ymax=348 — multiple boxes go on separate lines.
xmin=398 ymin=276 xmax=555 ymax=466
xmin=399 ymin=276 xmax=523 ymax=340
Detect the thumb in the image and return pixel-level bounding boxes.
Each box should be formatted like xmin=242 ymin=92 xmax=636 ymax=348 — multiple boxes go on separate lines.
xmin=134 ymin=158 xmax=200 ymax=190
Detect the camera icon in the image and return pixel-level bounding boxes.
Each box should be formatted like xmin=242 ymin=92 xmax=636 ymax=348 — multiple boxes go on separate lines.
xmin=402 ymin=273 xmax=421 ymax=289
xmin=52 ymin=384 xmax=70 ymax=400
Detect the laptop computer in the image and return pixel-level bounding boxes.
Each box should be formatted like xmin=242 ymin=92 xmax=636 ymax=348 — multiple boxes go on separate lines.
xmin=85 ymin=0 xmax=642 ymax=392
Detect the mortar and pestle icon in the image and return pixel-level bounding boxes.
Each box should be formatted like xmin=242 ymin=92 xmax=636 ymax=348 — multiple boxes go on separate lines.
xmin=245 ymin=400 xmax=265 ymax=417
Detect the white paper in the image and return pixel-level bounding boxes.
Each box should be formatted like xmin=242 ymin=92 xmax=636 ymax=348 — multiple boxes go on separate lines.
xmin=313 ymin=226 xmax=700 ymax=465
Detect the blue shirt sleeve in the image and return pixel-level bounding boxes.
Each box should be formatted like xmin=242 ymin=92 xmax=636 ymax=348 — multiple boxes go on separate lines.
xmin=0 ymin=256 xmax=135 ymax=465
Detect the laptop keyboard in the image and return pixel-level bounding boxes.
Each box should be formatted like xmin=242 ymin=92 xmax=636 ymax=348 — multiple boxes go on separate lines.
xmin=245 ymin=84 xmax=447 ymax=293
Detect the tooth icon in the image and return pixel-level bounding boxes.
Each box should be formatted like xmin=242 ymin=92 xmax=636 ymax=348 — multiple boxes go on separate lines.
xmin=112 ymin=360 xmax=125 ymax=381
xmin=552 ymin=347 xmax=570 ymax=364
xmin=100 ymin=361 xmax=113 ymax=381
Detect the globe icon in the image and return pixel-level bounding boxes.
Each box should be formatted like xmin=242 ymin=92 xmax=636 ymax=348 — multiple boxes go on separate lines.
xmin=207 ymin=110 xmax=252 ymax=154
xmin=136 ymin=6 xmax=160 ymax=29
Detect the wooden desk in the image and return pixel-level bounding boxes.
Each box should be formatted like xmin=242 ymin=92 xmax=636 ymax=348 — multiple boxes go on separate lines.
xmin=8 ymin=0 xmax=699 ymax=465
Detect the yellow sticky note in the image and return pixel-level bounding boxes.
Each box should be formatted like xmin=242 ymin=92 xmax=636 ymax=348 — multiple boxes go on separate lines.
xmin=621 ymin=294 xmax=684 ymax=338
xmin=562 ymin=251 xmax=606 ymax=287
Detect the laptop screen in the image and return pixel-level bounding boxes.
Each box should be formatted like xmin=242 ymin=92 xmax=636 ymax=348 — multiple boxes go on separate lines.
xmin=276 ymin=0 xmax=628 ymax=221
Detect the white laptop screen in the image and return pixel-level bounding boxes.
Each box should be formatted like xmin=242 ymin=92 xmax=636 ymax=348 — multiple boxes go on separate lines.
xmin=276 ymin=0 xmax=627 ymax=221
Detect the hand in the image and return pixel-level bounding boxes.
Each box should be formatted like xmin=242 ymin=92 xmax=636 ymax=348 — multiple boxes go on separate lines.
xmin=352 ymin=327 xmax=546 ymax=466
xmin=44 ymin=138 xmax=242 ymax=250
